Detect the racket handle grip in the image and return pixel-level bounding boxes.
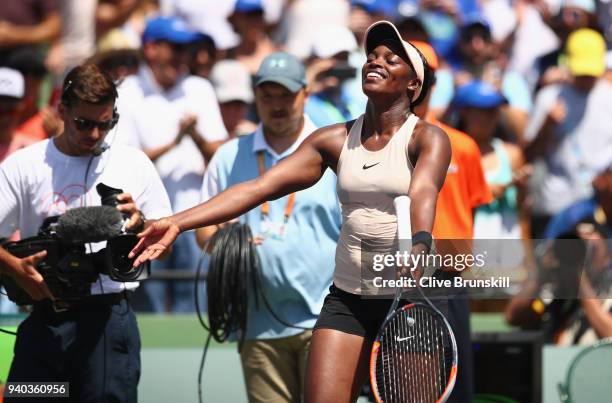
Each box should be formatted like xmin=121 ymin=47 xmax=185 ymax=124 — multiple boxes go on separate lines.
xmin=393 ymin=196 xmax=412 ymax=253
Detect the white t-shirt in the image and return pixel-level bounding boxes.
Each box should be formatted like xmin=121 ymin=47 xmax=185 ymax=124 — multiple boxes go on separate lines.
xmin=117 ymin=65 xmax=228 ymax=213
xmin=0 ymin=139 xmax=173 ymax=294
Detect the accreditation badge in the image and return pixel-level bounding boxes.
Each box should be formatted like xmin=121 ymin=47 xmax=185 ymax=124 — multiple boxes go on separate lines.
xmin=259 ymin=217 xmax=287 ymax=241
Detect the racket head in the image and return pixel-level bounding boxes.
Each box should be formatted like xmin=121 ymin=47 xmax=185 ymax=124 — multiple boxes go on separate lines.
xmin=370 ymin=301 xmax=458 ymax=403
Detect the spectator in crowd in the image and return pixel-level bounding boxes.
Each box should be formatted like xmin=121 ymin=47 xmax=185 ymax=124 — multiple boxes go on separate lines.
xmin=197 ymin=52 xmax=340 ymax=403
xmin=525 ymin=28 xmax=612 ymax=237
xmin=209 ymin=59 xmax=257 ymax=138
xmin=0 ymin=0 xmax=61 ymax=53
xmin=432 ymin=14 xmax=533 ymax=143
xmin=226 ymin=0 xmax=280 ymax=75
xmin=506 ymin=219 xmax=612 ymax=345
xmin=417 ymin=0 xmax=463 ymax=62
xmin=400 ymin=16 xmax=456 ymax=120
xmin=344 ymin=0 xmax=390 ymax=113
xmin=304 ymin=25 xmax=363 ymax=127
xmin=452 ymin=80 xmax=528 ymax=243
xmin=117 ymin=16 xmax=228 ymax=312
xmin=6 ymin=47 xmax=62 ymax=141
xmin=486 ymin=0 xmax=559 ymax=90
xmin=536 ymin=0 xmax=598 ymax=88
xmin=0 ymin=68 xmax=35 ymax=163
xmin=413 ymin=40 xmax=492 ymax=403
xmin=187 ymin=34 xmax=218 ymax=79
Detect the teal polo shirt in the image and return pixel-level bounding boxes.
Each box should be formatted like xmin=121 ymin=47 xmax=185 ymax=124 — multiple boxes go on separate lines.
xmin=201 ymin=117 xmax=341 ymax=340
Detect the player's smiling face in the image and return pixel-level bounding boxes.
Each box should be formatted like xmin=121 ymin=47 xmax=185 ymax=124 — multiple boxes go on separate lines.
xmin=362 ymin=41 xmax=414 ymax=98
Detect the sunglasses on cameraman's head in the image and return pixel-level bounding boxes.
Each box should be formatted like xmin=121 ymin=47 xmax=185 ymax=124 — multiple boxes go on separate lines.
xmin=72 ymin=116 xmax=118 ymax=132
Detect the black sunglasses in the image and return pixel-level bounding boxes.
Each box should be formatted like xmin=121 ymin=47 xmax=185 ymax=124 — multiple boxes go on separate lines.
xmin=72 ymin=116 xmax=117 ymax=132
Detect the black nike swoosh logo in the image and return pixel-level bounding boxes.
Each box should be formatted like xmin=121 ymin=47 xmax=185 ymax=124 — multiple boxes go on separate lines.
xmin=362 ymin=162 xmax=380 ymax=170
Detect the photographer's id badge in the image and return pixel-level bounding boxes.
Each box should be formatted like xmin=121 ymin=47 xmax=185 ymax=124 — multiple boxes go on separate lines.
xmin=259 ymin=217 xmax=287 ymax=241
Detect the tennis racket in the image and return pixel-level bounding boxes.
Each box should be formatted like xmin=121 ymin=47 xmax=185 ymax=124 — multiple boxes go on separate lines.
xmin=369 ymin=196 xmax=458 ymax=403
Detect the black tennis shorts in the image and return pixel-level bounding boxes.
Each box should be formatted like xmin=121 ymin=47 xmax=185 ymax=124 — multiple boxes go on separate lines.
xmin=314 ymin=284 xmax=449 ymax=341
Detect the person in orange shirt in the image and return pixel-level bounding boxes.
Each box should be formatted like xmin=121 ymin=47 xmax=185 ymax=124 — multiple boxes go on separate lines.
xmin=411 ymin=40 xmax=492 ymax=403
xmin=411 ymin=41 xmax=492 ymax=240
xmin=7 ymin=47 xmax=62 ymax=142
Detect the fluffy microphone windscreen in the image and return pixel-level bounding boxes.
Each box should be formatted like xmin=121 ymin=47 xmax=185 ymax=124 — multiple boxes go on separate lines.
xmin=56 ymin=206 xmax=124 ymax=243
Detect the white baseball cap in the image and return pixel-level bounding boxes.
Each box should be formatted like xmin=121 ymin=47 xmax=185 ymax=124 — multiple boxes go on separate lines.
xmin=0 ymin=67 xmax=25 ymax=100
xmin=210 ymin=60 xmax=254 ymax=104
xmin=312 ymin=25 xmax=358 ymax=59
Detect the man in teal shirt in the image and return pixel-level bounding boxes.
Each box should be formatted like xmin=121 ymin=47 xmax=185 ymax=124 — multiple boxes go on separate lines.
xmin=197 ymin=52 xmax=340 ymax=403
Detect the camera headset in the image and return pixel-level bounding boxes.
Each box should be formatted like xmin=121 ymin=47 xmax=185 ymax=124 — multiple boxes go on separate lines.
xmin=60 ymin=77 xmax=120 ymax=157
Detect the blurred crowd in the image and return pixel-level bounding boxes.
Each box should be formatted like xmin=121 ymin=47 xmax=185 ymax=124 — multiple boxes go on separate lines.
xmin=1 ymin=0 xmax=611 ymax=344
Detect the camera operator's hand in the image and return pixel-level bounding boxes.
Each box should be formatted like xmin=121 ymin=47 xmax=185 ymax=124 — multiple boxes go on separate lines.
xmin=12 ymin=251 xmax=54 ymax=301
xmin=129 ymin=217 xmax=181 ymax=267
xmin=116 ymin=192 xmax=145 ymax=232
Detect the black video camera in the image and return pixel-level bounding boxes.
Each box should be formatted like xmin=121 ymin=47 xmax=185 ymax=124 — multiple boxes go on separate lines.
xmin=0 ymin=183 xmax=149 ymax=305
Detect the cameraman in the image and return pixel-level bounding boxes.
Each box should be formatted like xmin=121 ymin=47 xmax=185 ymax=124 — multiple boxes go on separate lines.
xmin=0 ymin=63 xmax=171 ymax=402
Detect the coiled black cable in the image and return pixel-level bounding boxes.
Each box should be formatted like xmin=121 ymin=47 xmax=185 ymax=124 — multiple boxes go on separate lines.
xmin=195 ymin=222 xmax=312 ymax=403
xmin=205 ymin=222 xmax=253 ymax=347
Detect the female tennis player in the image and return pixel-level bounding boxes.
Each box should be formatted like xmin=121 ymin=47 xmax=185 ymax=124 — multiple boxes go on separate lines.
xmin=130 ymin=21 xmax=451 ymax=402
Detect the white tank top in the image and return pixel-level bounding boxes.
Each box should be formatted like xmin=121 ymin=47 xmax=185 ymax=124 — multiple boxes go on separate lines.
xmin=334 ymin=113 xmax=418 ymax=294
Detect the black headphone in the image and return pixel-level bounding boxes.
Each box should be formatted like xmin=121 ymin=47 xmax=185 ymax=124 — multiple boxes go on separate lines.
xmin=61 ymin=79 xmax=119 ymax=157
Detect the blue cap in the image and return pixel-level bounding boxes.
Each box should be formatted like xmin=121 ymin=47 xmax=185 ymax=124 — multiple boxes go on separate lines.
xmin=351 ymin=0 xmax=390 ymax=15
xmin=254 ymin=52 xmax=306 ymax=93
xmin=462 ymin=12 xmax=491 ymax=33
xmin=453 ymin=80 xmax=508 ymax=108
xmin=142 ymin=16 xmax=206 ymax=44
xmin=234 ymin=0 xmax=264 ymax=13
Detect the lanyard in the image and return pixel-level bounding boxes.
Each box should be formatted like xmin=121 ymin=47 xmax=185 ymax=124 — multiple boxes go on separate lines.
xmin=257 ymin=151 xmax=295 ymax=222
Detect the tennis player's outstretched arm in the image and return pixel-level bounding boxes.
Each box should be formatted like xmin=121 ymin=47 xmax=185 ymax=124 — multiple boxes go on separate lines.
xmin=129 ymin=124 xmax=347 ymax=266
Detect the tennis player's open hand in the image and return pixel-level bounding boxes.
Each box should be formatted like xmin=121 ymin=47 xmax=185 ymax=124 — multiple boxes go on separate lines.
xmin=128 ymin=218 xmax=181 ymax=267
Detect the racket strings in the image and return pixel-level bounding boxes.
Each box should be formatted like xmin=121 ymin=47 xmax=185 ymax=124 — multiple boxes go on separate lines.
xmin=374 ymin=305 xmax=454 ymax=402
